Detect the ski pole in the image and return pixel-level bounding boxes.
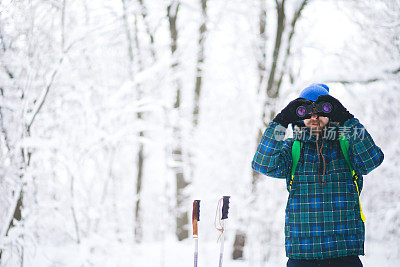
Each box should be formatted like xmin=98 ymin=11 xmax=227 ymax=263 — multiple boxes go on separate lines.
xmin=192 ymin=200 xmax=200 ymax=267
xmin=215 ymin=196 xmax=230 ymax=267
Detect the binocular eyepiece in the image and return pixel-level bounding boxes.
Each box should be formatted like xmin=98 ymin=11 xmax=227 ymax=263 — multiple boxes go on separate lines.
xmin=296 ymin=102 xmax=332 ymax=118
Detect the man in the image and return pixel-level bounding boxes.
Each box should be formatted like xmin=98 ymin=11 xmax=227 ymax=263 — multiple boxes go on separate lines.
xmin=252 ymin=84 xmax=384 ymax=267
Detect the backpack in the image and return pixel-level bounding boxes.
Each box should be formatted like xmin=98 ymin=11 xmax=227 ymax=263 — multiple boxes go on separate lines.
xmin=290 ymin=136 xmax=366 ymax=222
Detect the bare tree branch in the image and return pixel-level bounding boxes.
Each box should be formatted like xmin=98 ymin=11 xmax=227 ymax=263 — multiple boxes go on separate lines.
xmin=27 ymin=55 xmax=64 ymax=134
xmin=323 ymin=78 xmax=381 ymax=84
xmin=276 ymin=0 xmax=309 ymax=89
xmin=137 ymin=0 xmax=156 ymax=60
xmin=324 ymin=66 xmax=400 ymax=84
xmin=266 ymin=0 xmax=286 ymax=99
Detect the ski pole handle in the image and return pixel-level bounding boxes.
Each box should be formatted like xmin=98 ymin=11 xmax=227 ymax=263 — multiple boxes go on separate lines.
xmin=221 ymin=196 xmax=230 ymax=220
xmin=192 ymin=200 xmax=200 ymax=236
xmin=218 ymin=196 xmax=230 ymax=267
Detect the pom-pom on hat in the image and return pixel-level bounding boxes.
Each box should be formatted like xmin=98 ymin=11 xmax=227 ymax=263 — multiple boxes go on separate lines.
xmin=299 ymin=83 xmax=329 ymax=102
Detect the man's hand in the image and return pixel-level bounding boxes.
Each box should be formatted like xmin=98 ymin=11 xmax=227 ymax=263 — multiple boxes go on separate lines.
xmin=315 ymin=95 xmax=354 ymax=124
xmin=273 ymin=98 xmax=313 ymax=128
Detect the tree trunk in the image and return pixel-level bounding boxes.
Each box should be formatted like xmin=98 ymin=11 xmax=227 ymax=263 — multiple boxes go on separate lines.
xmin=167 ymin=1 xmax=189 ymax=241
xmin=193 ymin=0 xmax=207 ymax=129
xmin=232 ymin=1 xmax=268 ymax=259
xmin=232 ymin=0 xmax=310 ymax=260
xmin=121 ymin=0 xmax=147 ymax=243
xmin=232 ymin=230 xmax=246 ymax=260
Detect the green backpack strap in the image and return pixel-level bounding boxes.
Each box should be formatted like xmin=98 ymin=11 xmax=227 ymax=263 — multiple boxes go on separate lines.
xmin=289 ymin=140 xmax=302 ymax=191
xmin=339 ymin=135 xmax=353 ymax=174
xmin=339 ymin=135 xmax=366 ymax=222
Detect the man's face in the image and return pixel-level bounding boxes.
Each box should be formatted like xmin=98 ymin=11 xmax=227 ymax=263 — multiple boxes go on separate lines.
xmin=304 ymin=111 xmax=329 ymax=135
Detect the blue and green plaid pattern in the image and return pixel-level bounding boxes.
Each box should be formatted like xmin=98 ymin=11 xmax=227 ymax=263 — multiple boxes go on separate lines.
xmin=252 ymin=118 xmax=384 ymax=259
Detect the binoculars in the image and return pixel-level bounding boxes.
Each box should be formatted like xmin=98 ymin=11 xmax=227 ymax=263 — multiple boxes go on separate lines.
xmin=296 ymin=102 xmax=332 ymax=118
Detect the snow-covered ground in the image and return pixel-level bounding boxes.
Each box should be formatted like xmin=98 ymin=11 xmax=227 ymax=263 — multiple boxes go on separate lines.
xmin=11 ymin=242 xmax=396 ymax=267
xmin=9 ymin=237 xmax=399 ymax=266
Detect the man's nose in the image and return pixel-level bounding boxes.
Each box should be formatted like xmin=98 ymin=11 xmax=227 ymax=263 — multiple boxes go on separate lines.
xmin=311 ymin=113 xmax=319 ymax=119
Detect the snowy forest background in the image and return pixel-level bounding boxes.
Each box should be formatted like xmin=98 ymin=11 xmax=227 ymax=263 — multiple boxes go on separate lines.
xmin=0 ymin=0 xmax=399 ymax=266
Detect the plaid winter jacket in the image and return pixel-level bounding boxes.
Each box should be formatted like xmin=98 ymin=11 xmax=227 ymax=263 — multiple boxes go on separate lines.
xmin=252 ymin=118 xmax=384 ymax=260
